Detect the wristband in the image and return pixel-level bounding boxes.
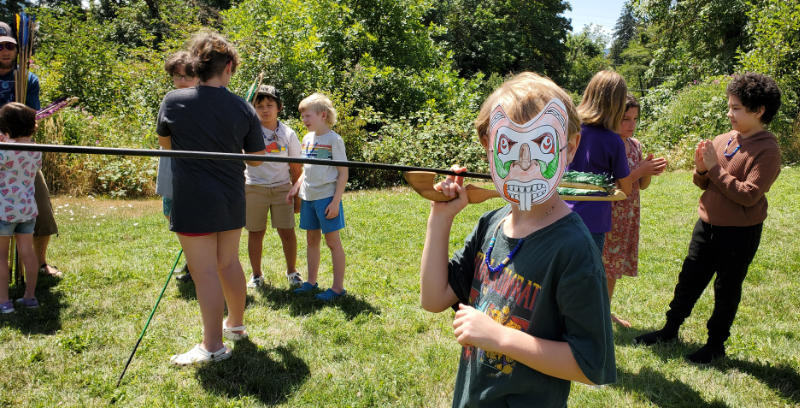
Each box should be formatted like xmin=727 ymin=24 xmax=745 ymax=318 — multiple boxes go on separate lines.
xmin=696 ymin=169 xmax=708 ymax=176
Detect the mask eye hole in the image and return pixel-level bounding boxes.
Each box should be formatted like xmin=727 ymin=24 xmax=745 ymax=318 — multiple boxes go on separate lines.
xmin=497 ymin=134 xmax=513 ymax=155
xmin=538 ymin=133 xmax=554 ymax=154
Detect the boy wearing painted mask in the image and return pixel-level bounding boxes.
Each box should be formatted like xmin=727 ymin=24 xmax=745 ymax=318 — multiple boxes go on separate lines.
xmin=420 ymin=72 xmax=616 ymax=407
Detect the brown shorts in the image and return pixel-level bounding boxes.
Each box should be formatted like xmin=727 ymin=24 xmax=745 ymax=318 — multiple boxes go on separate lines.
xmin=245 ymin=183 xmax=295 ymax=231
xmin=34 ymin=170 xmax=58 ymax=237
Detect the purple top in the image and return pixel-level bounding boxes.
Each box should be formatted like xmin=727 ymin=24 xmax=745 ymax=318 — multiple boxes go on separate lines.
xmin=566 ymin=124 xmax=630 ymax=233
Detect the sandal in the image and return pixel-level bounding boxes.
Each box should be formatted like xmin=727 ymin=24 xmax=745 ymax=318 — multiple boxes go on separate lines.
xmin=315 ymin=288 xmax=346 ymax=302
xmin=222 ymin=319 xmax=248 ymax=341
xmin=170 ymin=344 xmax=231 ymax=366
xmin=286 ymin=271 xmax=303 ymax=287
xmin=38 ymin=263 xmax=63 ymax=278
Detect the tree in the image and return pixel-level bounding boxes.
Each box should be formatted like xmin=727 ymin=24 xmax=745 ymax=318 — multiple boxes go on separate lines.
xmin=632 ymin=0 xmax=753 ymax=86
xmin=2 ymin=0 xmax=36 ymax=23
xmin=432 ymin=0 xmax=571 ymax=82
xmin=609 ymin=1 xmax=637 ymax=65
xmin=563 ymin=25 xmax=611 ymax=93
xmin=738 ymin=0 xmax=800 ymax=161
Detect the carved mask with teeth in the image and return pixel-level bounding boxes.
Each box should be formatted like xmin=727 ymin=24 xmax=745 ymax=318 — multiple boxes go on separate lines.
xmin=488 ymin=99 xmax=569 ymax=211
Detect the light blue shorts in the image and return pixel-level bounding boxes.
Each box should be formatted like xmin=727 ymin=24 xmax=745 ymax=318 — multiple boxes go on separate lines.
xmin=299 ymin=197 xmax=345 ymax=234
xmin=0 ymin=218 xmax=36 ymax=236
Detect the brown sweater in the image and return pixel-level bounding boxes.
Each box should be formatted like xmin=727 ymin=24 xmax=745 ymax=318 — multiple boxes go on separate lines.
xmin=693 ymin=130 xmax=781 ymax=226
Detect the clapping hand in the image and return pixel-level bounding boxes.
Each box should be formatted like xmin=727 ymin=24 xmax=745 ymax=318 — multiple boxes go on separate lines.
xmin=640 ymin=153 xmax=667 ymax=176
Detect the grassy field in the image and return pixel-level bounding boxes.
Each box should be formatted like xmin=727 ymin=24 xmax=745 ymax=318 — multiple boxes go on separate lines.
xmin=1 ymin=168 xmax=798 ymax=407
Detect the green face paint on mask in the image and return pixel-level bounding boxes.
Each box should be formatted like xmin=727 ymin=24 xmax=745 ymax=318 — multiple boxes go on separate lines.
xmin=538 ymin=135 xmax=559 ymax=179
xmin=494 ymin=148 xmax=512 ymax=179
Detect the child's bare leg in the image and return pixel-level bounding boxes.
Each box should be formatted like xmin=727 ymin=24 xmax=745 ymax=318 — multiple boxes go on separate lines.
xmin=216 ymin=229 xmax=247 ymax=334
xmin=247 ymin=229 xmax=267 ymax=277
xmin=277 ymin=227 xmax=297 ymax=273
xmin=607 ymin=276 xmax=631 ymax=327
xmin=0 ymin=237 xmax=10 ymax=302
xmin=14 ymin=234 xmax=38 ymax=299
xmin=324 ymin=230 xmax=345 ymax=293
xmin=306 ymin=229 xmax=321 ymax=285
xmin=177 ymin=233 xmax=225 ymax=353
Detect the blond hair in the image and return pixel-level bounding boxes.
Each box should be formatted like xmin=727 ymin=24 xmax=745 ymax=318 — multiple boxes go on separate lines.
xmin=577 ymin=70 xmax=628 ymax=132
xmin=298 ymin=93 xmax=337 ymax=126
xmin=475 ymin=72 xmax=580 ymax=145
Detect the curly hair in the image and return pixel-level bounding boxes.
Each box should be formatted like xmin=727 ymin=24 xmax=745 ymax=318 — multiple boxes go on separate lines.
xmin=164 ymin=50 xmax=197 ymax=77
xmin=188 ymin=31 xmax=240 ymax=82
xmin=726 ymin=73 xmax=782 ymax=124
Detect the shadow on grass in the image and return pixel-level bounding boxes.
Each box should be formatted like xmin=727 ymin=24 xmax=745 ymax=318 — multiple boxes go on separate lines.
xmin=615 ymin=367 xmax=730 ymax=408
xmin=0 ymin=273 xmax=64 ymax=335
xmin=717 ymin=358 xmax=800 ymax=404
xmin=175 ymin=279 xmax=196 ymax=301
xmin=195 ymin=339 xmax=309 ymax=405
xmin=254 ymin=285 xmax=380 ymax=320
xmin=620 ymin=326 xmax=800 ymax=405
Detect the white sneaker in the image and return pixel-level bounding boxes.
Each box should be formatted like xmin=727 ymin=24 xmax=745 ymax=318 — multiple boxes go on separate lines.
xmin=247 ymin=275 xmax=264 ymax=288
xmin=286 ymin=271 xmax=303 ymax=287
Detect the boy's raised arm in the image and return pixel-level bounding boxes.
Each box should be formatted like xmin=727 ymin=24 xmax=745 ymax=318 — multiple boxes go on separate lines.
xmin=420 ymin=171 xmax=468 ymax=312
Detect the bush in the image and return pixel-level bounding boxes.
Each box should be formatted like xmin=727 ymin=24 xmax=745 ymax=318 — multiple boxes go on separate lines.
xmin=361 ymin=107 xmax=488 ymax=188
xmin=36 ymin=108 xmax=157 ymax=197
xmin=637 ymin=76 xmax=730 ymax=169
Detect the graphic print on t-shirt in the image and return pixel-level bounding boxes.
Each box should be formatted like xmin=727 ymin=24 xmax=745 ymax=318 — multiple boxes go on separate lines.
xmin=463 ymin=251 xmax=542 ymax=377
xmin=264 ymin=132 xmax=286 ymax=154
xmin=302 ymin=142 xmax=332 ymax=160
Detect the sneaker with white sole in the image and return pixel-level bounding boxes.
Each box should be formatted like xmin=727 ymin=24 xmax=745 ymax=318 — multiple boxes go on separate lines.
xmin=247 ymin=275 xmax=264 ymax=288
xmin=286 ymin=271 xmax=303 ymax=287
xmin=0 ymin=300 xmax=14 ymax=314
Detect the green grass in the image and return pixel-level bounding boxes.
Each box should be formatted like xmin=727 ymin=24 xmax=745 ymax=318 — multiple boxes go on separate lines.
xmin=1 ymin=169 xmax=799 ymax=407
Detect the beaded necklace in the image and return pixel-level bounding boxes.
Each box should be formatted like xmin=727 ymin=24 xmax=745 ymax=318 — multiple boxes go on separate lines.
xmin=723 ymin=135 xmax=741 ymax=158
xmin=484 ymin=217 xmax=525 ymax=274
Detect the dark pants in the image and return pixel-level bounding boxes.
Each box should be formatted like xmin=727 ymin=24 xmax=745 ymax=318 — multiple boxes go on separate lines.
xmin=665 ymin=219 xmax=763 ymax=346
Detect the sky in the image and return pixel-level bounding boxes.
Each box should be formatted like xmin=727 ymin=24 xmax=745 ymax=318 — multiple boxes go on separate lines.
xmin=563 ymin=0 xmax=629 ymax=36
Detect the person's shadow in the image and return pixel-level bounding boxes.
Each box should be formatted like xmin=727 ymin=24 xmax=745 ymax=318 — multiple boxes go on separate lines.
xmin=175 ymin=279 xmax=196 ymax=300
xmin=195 ymin=339 xmax=310 ymax=405
xmin=255 ymin=284 xmax=380 ymax=320
xmin=0 ymin=273 xmax=64 ymax=335
xmin=615 ymin=367 xmax=730 ymax=407
xmin=616 ymin=325 xmax=800 ymax=406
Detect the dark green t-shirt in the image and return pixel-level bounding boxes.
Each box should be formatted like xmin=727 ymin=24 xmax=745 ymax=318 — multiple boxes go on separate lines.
xmin=447 ymin=207 xmax=616 ymax=408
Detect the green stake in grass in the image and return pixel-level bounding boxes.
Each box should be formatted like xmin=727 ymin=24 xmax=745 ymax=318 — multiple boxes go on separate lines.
xmin=116 ymin=249 xmax=183 ymax=387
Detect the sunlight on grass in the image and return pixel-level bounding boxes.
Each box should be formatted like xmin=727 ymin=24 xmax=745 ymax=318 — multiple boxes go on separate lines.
xmin=1 ymin=169 xmax=798 ymax=407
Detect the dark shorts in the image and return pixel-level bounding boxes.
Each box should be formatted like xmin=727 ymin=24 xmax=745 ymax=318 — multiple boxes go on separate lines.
xmin=33 ymin=171 xmax=58 ymax=237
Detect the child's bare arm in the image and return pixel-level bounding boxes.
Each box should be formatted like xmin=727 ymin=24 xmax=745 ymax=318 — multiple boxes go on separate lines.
xmin=324 ymin=166 xmax=348 ymax=219
xmin=245 ymin=148 xmax=267 ymax=166
xmin=286 ymin=172 xmax=304 ymax=204
xmin=453 ymin=304 xmax=594 ymax=384
xmin=420 ymin=168 xmax=468 ymax=312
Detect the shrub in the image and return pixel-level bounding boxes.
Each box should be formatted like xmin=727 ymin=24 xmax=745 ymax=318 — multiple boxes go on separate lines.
xmin=637 ymin=77 xmax=730 ymax=169
xmin=36 ymin=108 xmax=157 ymax=197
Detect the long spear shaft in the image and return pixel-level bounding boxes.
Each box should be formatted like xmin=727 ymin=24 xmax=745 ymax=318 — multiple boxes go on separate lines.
xmin=116 ymin=249 xmax=183 ymax=387
xmin=0 ymin=142 xmax=492 ymax=179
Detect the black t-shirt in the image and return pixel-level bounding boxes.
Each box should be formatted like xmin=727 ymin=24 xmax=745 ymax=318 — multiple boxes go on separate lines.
xmin=156 ymin=86 xmax=265 ymax=233
xmin=448 ymin=207 xmax=616 ymax=408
